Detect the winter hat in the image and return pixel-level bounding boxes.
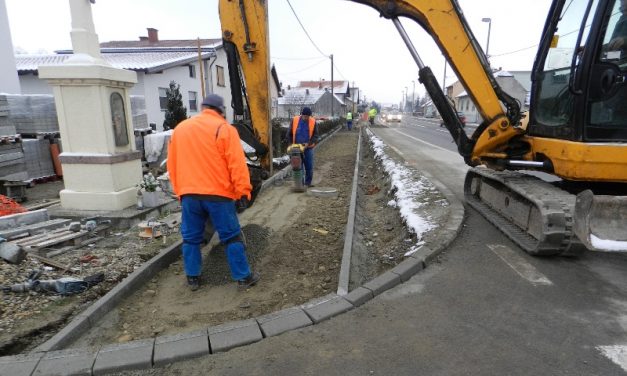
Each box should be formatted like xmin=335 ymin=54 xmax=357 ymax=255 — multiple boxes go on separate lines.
xmin=301 ymin=107 xmax=312 ymax=116
xmin=202 ymin=94 xmax=226 ymax=113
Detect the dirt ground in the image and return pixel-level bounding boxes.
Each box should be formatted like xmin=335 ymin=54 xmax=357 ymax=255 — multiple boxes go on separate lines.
xmin=2 ymin=122 xmax=450 ymax=354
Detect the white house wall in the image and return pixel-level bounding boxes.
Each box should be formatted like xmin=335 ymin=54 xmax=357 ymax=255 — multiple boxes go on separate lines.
xmin=19 ymin=74 xmax=53 ymax=94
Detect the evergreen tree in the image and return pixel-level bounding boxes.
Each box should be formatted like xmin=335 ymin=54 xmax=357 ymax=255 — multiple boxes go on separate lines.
xmin=163 ymin=81 xmax=187 ymax=130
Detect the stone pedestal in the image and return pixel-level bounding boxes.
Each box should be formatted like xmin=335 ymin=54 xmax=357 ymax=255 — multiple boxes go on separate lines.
xmin=38 ymin=0 xmax=142 ymax=211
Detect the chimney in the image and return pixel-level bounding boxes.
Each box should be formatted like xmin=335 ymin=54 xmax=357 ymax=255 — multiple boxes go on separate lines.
xmin=305 ymin=89 xmax=310 ymax=95
xmin=287 ymin=85 xmax=291 ymax=90
xmin=147 ymin=28 xmax=159 ymax=43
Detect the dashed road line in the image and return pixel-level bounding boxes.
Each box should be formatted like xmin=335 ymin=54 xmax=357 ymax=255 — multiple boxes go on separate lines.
xmin=391 ymin=128 xmax=454 ymax=153
xmin=487 ymin=244 xmax=553 ymax=286
xmin=598 ymin=345 xmax=627 ymax=372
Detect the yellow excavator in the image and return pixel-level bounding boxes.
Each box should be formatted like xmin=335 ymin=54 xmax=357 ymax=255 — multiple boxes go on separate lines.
xmin=219 ymin=0 xmax=627 ymax=255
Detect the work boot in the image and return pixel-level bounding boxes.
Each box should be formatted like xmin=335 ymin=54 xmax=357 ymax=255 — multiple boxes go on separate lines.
xmin=238 ymin=271 xmax=260 ymax=290
xmin=187 ymin=276 xmax=200 ymax=291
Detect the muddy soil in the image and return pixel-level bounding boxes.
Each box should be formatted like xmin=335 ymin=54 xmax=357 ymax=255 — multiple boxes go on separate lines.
xmin=3 ymin=121 xmax=450 ymax=354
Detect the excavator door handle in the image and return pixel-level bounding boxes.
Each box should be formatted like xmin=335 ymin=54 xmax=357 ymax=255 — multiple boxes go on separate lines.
xmin=589 ymin=63 xmax=622 ymax=101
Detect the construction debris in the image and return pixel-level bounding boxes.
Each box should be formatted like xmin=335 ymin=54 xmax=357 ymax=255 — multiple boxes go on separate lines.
xmin=0 ymin=241 xmax=25 ymax=264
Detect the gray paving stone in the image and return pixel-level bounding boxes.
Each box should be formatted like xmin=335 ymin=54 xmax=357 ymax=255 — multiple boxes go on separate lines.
xmin=33 ymin=348 xmax=97 ymax=376
xmin=343 ymin=287 xmax=374 ymax=307
xmin=0 ymin=352 xmax=44 ymax=376
xmin=363 ymin=271 xmax=401 ymax=296
xmin=208 ymin=319 xmax=262 ymax=353
xmin=93 ymin=338 xmax=154 ymax=375
xmin=390 ymin=257 xmax=425 ymax=282
xmin=302 ymin=294 xmax=354 ymax=324
xmin=154 ymin=329 xmax=209 ymax=367
xmin=256 ymin=306 xmax=313 ymax=337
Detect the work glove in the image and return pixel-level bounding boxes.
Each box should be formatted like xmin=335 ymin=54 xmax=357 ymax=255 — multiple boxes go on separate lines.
xmin=236 ymin=195 xmax=250 ymax=213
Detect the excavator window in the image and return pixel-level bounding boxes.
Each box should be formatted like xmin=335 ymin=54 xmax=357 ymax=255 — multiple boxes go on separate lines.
xmin=535 ymin=0 xmax=600 ymax=128
xmin=588 ymin=0 xmax=627 ymax=133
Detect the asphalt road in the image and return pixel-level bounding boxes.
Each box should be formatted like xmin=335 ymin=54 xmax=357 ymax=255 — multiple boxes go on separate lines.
xmin=130 ymin=118 xmax=627 ymax=375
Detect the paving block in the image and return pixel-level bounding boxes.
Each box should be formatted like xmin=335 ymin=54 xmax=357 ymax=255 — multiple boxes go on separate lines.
xmin=33 ymin=348 xmax=98 ymax=376
xmin=0 ymin=352 xmax=44 ymax=376
xmin=153 ymin=329 xmax=209 ymax=367
xmin=93 ymin=338 xmax=154 ymax=375
xmin=390 ymin=257 xmax=425 ymax=282
xmin=208 ymin=319 xmax=262 ymax=353
xmin=256 ymin=306 xmax=313 ymax=337
xmin=302 ymin=294 xmax=354 ymax=324
xmin=0 ymin=241 xmax=25 ymax=264
xmin=363 ymin=271 xmax=401 ymax=296
xmin=0 ymin=209 xmax=49 ymax=231
xmin=343 ymin=287 xmax=374 ymax=307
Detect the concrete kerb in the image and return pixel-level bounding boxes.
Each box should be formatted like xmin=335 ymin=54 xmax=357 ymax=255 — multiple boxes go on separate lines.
xmin=1 ymin=124 xmax=467 ymax=375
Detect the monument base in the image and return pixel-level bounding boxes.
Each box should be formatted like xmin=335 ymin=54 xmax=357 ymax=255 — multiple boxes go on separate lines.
xmin=59 ymin=186 xmax=137 ymax=211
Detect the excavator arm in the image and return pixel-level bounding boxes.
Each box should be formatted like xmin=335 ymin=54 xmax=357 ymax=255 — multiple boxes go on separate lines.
xmin=218 ymin=0 xmax=627 ymax=254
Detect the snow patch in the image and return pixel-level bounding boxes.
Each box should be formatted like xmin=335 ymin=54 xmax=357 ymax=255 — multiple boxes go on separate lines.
xmin=591 ymin=235 xmax=627 ymax=252
xmin=366 ymin=128 xmax=436 ymax=255
xmin=598 ymin=345 xmax=627 ymax=372
xmin=144 ymin=130 xmax=173 ymax=163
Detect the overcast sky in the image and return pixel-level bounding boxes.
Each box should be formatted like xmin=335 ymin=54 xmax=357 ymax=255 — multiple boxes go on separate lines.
xmin=6 ymin=0 xmax=552 ymax=105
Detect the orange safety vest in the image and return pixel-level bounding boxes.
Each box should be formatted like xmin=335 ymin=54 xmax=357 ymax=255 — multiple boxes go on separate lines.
xmin=291 ymin=116 xmax=316 ymax=145
xmin=167 ymin=109 xmax=252 ymax=200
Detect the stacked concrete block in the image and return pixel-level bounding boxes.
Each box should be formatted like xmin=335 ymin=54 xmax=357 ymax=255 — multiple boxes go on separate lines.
xmin=22 ymin=139 xmax=55 ymax=180
xmin=130 ymin=95 xmax=149 ymax=131
xmin=0 ymin=94 xmax=59 ymax=135
xmin=0 ymin=140 xmax=27 ymax=181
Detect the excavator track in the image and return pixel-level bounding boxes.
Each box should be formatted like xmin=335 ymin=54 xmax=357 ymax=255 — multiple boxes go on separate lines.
xmin=464 ymin=167 xmax=586 ymax=256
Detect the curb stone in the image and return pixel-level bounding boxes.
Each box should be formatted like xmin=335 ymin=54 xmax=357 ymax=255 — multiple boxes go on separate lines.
xmin=256 ymin=306 xmax=313 ymax=337
xmin=33 ymin=348 xmax=98 ymax=376
xmin=0 ymin=124 xmax=467 ymax=375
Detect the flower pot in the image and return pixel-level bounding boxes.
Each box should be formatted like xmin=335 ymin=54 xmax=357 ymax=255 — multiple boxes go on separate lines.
xmin=142 ymin=191 xmax=160 ymax=208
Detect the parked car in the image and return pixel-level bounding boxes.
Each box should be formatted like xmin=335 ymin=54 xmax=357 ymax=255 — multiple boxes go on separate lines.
xmin=440 ymin=111 xmax=466 ymax=128
xmin=387 ymin=112 xmax=402 ymax=122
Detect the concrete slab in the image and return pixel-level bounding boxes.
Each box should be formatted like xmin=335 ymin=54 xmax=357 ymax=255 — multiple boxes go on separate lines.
xmin=363 ymin=271 xmax=401 ymax=296
xmin=390 ymin=257 xmax=425 ymax=282
xmin=92 ymin=338 xmax=154 ymax=375
xmin=208 ymin=319 xmax=263 ymax=353
xmin=0 ymin=352 xmax=44 ymax=376
xmin=302 ymin=294 xmax=354 ymax=324
xmin=153 ymin=330 xmax=209 ymax=367
xmin=343 ymin=287 xmax=374 ymax=307
xmin=256 ymin=307 xmax=313 ymax=337
xmin=33 ymin=348 xmax=98 ymax=376
xmin=0 ymin=209 xmax=48 ymax=231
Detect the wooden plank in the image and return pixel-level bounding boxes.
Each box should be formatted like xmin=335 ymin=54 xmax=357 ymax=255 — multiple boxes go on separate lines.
xmin=45 ymin=236 xmax=102 ymax=258
xmin=15 ymin=229 xmax=73 ymax=247
xmin=27 ymin=253 xmax=73 ymax=273
xmin=34 ymin=230 xmax=87 ymax=249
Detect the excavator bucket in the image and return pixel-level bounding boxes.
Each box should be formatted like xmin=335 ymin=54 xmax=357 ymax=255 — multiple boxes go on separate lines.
xmin=573 ymin=190 xmax=627 ymax=252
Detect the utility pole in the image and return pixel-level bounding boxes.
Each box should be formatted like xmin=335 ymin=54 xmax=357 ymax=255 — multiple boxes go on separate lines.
xmin=352 ymin=81 xmax=355 ymax=115
xmin=330 ymin=54 xmax=334 ymax=118
xmin=411 ymin=80 xmax=415 ymax=114
xmin=442 ymin=58 xmax=447 ymax=91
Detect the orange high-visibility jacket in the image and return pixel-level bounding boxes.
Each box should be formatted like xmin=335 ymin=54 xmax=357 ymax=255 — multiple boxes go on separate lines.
xmin=290 ymin=116 xmax=316 ymax=147
xmin=167 ymin=109 xmax=252 ymax=200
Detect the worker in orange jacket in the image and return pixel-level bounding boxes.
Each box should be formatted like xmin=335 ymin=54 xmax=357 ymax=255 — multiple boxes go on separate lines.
xmin=288 ymin=107 xmax=319 ymax=187
xmin=167 ymin=94 xmax=259 ymax=291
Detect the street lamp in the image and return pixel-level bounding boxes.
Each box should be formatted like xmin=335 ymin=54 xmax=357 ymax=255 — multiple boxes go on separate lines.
xmin=404 ymin=86 xmax=408 ymax=112
xmin=482 ymin=17 xmax=492 ymax=61
xmin=411 ymin=80 xmax=415 ymax=114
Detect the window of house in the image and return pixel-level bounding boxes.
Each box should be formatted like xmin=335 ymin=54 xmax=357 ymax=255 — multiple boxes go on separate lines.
xmin=158 ymin=87 xmax=168 ymax=110
xmin=189 ymin=65 xmax=196 ymax=78
xmin=216 ymin=65 xmax=225 ymax=87
xmin=189 ymin=91 xmax=198 ymax=112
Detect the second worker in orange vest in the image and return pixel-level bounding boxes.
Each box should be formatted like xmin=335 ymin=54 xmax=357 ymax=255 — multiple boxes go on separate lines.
xmin=288 ymin=107 xmax=320 ymax=187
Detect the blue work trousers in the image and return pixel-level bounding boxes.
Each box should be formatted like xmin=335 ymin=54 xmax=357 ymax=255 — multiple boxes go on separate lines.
xmin=302 ymin=148 xmax=314 ymax=186
xmin=180 ymin=196 xmax=251 ymax=280
xmin=347 ymin=120 xmax=353 ymax=130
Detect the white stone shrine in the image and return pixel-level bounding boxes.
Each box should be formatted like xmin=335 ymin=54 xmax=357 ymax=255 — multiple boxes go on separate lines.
xmin=39 ymin=0 xmax=142 ymax=211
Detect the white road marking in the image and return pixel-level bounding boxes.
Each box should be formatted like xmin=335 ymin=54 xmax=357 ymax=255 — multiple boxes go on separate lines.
xmin=391 ymin=128 xmax=453 ymax=153
xmin=390 ymin=145 xmax=404 ymax=156
xmin=487 ymin=244 xmax=553 ymax=286
xmin=598 ymin=345 xmax=627 ymax=372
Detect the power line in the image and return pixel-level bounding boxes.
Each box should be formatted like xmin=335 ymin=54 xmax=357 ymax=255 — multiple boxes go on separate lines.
xmin=280 ymin=58 xmax=329 ymax=75
xmin=285 ymin=0 xmax=328 ymax=57
xmin=272 ymin=55 xmax=328 ymax=60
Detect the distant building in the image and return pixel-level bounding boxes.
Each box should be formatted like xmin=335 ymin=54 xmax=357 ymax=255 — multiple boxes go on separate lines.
xmin=14 ymin=28 xmax=281 ymax=130
xmin=278 ymin=80 xmax=353 ymax=119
